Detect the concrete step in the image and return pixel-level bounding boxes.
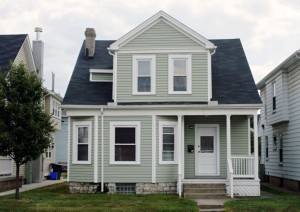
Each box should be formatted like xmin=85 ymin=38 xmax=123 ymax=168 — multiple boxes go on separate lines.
xmin=184 ymin=193 xmax=227 ymax=199
xmin=184 ymin=188 xmax=226 ymax=194
xmin=184 ymin=183 xmax=225 ymax=189
xmin=199 ymin=204 xmax=224 ymax=209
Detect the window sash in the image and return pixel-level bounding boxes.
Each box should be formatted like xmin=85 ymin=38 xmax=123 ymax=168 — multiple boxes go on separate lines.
xmin=160 ymin=124 xmax=176 ymax=163
xmin=72 ymin=121 xmax=91 ymax=164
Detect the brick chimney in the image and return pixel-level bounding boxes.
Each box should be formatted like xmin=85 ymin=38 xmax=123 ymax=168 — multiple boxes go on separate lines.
xmin=84 ymin=28 xmax=96 ymax=57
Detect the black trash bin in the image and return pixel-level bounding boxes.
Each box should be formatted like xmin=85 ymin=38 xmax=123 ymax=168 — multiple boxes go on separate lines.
xmin=49 ymin=163 xmax=63 ymax=180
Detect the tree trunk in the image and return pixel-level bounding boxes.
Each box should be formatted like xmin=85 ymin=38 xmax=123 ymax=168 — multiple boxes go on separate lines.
xmin=15 ymin=162 xmax=20 ymax=200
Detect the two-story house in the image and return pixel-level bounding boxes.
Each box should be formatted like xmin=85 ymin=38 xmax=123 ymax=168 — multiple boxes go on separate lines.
xmin=0 ymin=29 xmax=63 ymax=191
xmin=63 ymin=11 xmax=262 ymax=197
xmin=257 ymin=50 xmax=300 ymax=192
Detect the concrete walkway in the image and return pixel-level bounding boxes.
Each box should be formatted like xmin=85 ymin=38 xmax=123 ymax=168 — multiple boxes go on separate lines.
xmin=0 ymin=179 xmax=66 ymax=196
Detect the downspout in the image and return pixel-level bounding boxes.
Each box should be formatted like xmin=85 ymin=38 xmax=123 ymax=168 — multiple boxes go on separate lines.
xmin=108 ymin=49 xmax=116 ymax=103
xmin=101 ymin=108 xmax=104 ymax=192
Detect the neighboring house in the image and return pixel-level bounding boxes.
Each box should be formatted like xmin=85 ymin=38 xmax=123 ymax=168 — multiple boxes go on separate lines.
xmin=0 ymin=29 xmax=62 ymax=188
xmin=63 ymin=11 xmax=262 ymax=197
xmin=54 ymin=114 xmax=68 ymax=165
xmin=257 ymin=50 xmax=300 ymax=192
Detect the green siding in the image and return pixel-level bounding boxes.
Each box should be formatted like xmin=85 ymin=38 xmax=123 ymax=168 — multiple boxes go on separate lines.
xmin=91 ymin=73 xmax=113 ymax=81
xmin=123 ymin=19 xmax=204 ymax=49
xmin=156 ymin=116 xmax=178 ymax=182
xmin=184 ymin=116 xmax=249 ymax=179
xmin=102 ymin=116 xmax=152 ymax=183
xmin=117 ymin=53 xmax=208 ymax=102
xmin=69 ymin=117 xmax=95 ymax=182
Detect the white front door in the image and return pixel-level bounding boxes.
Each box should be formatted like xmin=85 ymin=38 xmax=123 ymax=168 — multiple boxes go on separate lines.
xmin=195 ymin=125 xmax=219 ymax=176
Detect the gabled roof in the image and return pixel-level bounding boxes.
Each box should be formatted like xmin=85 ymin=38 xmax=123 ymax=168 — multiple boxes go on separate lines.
xmin=0 ymin=34 xmax=27 ymax=74
xmin=109 ymin=11 xmax=216 ymax=51
xmin=257 ymin=50 xmax=300 ymax=89
xmin=63 ymin=39 xmax=261 ymax=106
xmin=63 ymin=40 xmax=114 ymax=105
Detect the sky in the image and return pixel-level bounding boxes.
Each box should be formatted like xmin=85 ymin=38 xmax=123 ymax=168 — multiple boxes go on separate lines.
xmin=1 ymin=0 xmax=299 ymax=97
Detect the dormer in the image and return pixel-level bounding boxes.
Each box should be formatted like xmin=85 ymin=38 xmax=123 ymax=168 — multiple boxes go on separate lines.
xmin=108 ymin=11 xmax=217 ymax=104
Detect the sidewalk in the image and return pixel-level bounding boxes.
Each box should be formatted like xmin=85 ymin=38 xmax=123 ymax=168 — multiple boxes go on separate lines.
xmin=0 ymin=179 xmax=66 ymax=196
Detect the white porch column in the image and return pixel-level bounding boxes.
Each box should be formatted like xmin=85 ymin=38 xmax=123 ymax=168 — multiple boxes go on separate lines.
xmin=226 ymin=114 xmax=231 ymax=179
xmin=253 ymin=114 xmax=259 ymax=180
xmin=177 ymin=115 xmax=182 ymax=196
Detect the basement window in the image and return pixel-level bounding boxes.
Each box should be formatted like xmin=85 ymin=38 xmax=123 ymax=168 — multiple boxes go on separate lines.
xmin=116 ymin=183 xmax=136 ymax=194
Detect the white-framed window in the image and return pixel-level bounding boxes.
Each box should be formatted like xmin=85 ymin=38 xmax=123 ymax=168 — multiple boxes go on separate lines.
xmin=272 ymin=81 xmax=276 ymax=111
xmin=52 ymin=98 xmax=61 ymax=118
xmin=273 ymin=134 xmax=278 ymax=151
xmin=110 ymin=122 xmax=141 ymax=165
xmin=72 ymin=121 xmax=92 ymax=164
xmin=132 ymin=55 xmax=156 ymax=95
xmin=168 ymin=54 xmax=192 ymax=94
xmin=45 ymin=148 xmax=52 ymax=159
xmin=159 ymin=121 xmax=177 ymax=164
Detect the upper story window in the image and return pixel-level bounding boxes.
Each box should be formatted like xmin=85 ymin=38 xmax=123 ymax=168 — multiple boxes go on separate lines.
xmin=168 ymin=55 xmax=191 ymax=94
xmin=132 ymin=55 xmax=156 ymax=95
xmin=52 ymin=98 xmax=61 ymax=118
xmin=272 ymin=82 xmax=276 ymax=111
xmin=110 ymin=122 xmax=140 ymax=165
xmin=72 ymin=121 xmax=92 ymax=164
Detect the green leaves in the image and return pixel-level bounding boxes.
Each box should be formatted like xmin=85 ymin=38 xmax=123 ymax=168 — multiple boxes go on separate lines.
xmin=0 ymin=62 xmax=53 ymax=165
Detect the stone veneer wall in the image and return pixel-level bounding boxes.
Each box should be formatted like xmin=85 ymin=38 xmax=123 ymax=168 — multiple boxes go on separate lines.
xmin=69 ymin=182 xmax=177 ymax=194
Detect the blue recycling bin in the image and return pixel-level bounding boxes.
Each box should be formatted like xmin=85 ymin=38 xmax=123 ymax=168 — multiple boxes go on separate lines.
xmin=50 ymin=172 xmax=58 ymax=180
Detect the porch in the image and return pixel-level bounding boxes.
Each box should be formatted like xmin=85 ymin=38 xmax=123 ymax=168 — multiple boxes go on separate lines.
xmin=174 ymin=114 xmax=260 ymax=197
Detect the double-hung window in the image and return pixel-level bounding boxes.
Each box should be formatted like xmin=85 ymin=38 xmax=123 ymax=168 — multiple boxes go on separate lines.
xmin=168 ymin=55 xmax=191 ymax=94
xmin=52 ymin=98 xmax=61 ymax=118
xmin=72 ymin=121 xmax=92 ymax=164
xmin=110 ymin=122 xmax=140 ymax=164
xmin=272 ymin=82 xmax=276 ymax=111
xmin=132 ymin=55 xmax=155 ymax=95
xmin=159 ymin=121 xmax=177 ymax=164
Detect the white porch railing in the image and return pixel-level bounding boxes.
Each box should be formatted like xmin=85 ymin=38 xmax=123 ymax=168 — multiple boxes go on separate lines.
xmin=0 ymin=157 xmax=13 ymax=176
xmin=231 ymin=156 xmax=255 ymax=178
xmin=227 ymin=155 xmax=255 ymax=198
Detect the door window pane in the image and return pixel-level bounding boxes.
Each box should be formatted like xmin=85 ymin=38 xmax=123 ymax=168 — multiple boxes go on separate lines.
xmin=200 ymin=136 xmax=214 ymax=153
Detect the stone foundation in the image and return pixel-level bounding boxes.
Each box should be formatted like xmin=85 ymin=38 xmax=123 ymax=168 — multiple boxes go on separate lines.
xmin=69 ymin=182 xmax=98 ymax=193
xmin=69 ymin=182 xmax=177 ymax=194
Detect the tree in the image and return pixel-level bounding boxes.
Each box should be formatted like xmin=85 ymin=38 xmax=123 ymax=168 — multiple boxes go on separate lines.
xmin=0 ymin=63 xmax=53 ymax=200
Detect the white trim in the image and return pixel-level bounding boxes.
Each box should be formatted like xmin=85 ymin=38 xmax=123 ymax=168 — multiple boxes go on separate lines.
xmin=100 ymin=109 xmax=104 ymax=192
xmin=90 ymin=69 xmax=113 ymax=73
xmin=109 ymin=121 xmax=141 ymax=165
xmin=72 ymin=121 xmax=92 ymax=164
xmin=168 ymin=54 xmax=192 ymax=94
xmin=177 ymin=115 xmax=182 ymax=196
xmin=67 ymin=117 xmax=70 ymax=181
xmin=66 ymin=108 xmax=261 ymax=117
xmin=248 ymin=117 xmax=251 ymax=155
xmin=113 ymin=52 xmax=118 ymax=102
xmin=118 ymin=49 xmax=207 ymax=54
xmin=194 ymin=124 xmax=220 ymax=176
xmin=90 ymin=73 xmax=113 ymax=82
xmin=132 ymin=55 xmax=156 ymax=95
xmin=109 ymin=11 xmax=215 ymax=50
xmin=207 ymin=51 xmax=212 ymax=101
xmin=152 ymin=115 xmax=156 ymax=183
xmin=94 ymin=115 xmax=98 ymax=183
xmin=181 ymin=116 xmax=185 ymax=180
xmin=253 ymin=115 xmax=259 ymax=180
xmin=226 ymin=115 xmax=231 ymax=180
xmin=158 ymin=121 xmax=178 ymax=164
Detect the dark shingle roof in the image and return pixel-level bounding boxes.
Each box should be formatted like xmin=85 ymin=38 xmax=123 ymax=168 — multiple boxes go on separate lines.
xmin=210 ymin=39 xmax=261 ymax=104
xmin=0 ymin=34 xmax=27 ymax=74
xmin=63 ymin=40 xmax=114 ymax=105
xmin=63 ymin=39 xmax=261 ymax=105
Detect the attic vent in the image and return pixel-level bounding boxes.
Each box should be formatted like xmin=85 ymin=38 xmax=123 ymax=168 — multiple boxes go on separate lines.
xmin=84 ymin=28 xmax=96 ymax=57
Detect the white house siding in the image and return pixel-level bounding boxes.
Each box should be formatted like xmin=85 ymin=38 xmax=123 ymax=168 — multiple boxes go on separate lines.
xmin=259 ymin=60 xmax=300 ymax=183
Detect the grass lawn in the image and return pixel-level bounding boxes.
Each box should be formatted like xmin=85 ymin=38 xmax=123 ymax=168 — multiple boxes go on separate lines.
xmin=0 ymin=183 xmax=198 ymax=212
xmin=224 ymin=185 xmax=300 ymax=212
